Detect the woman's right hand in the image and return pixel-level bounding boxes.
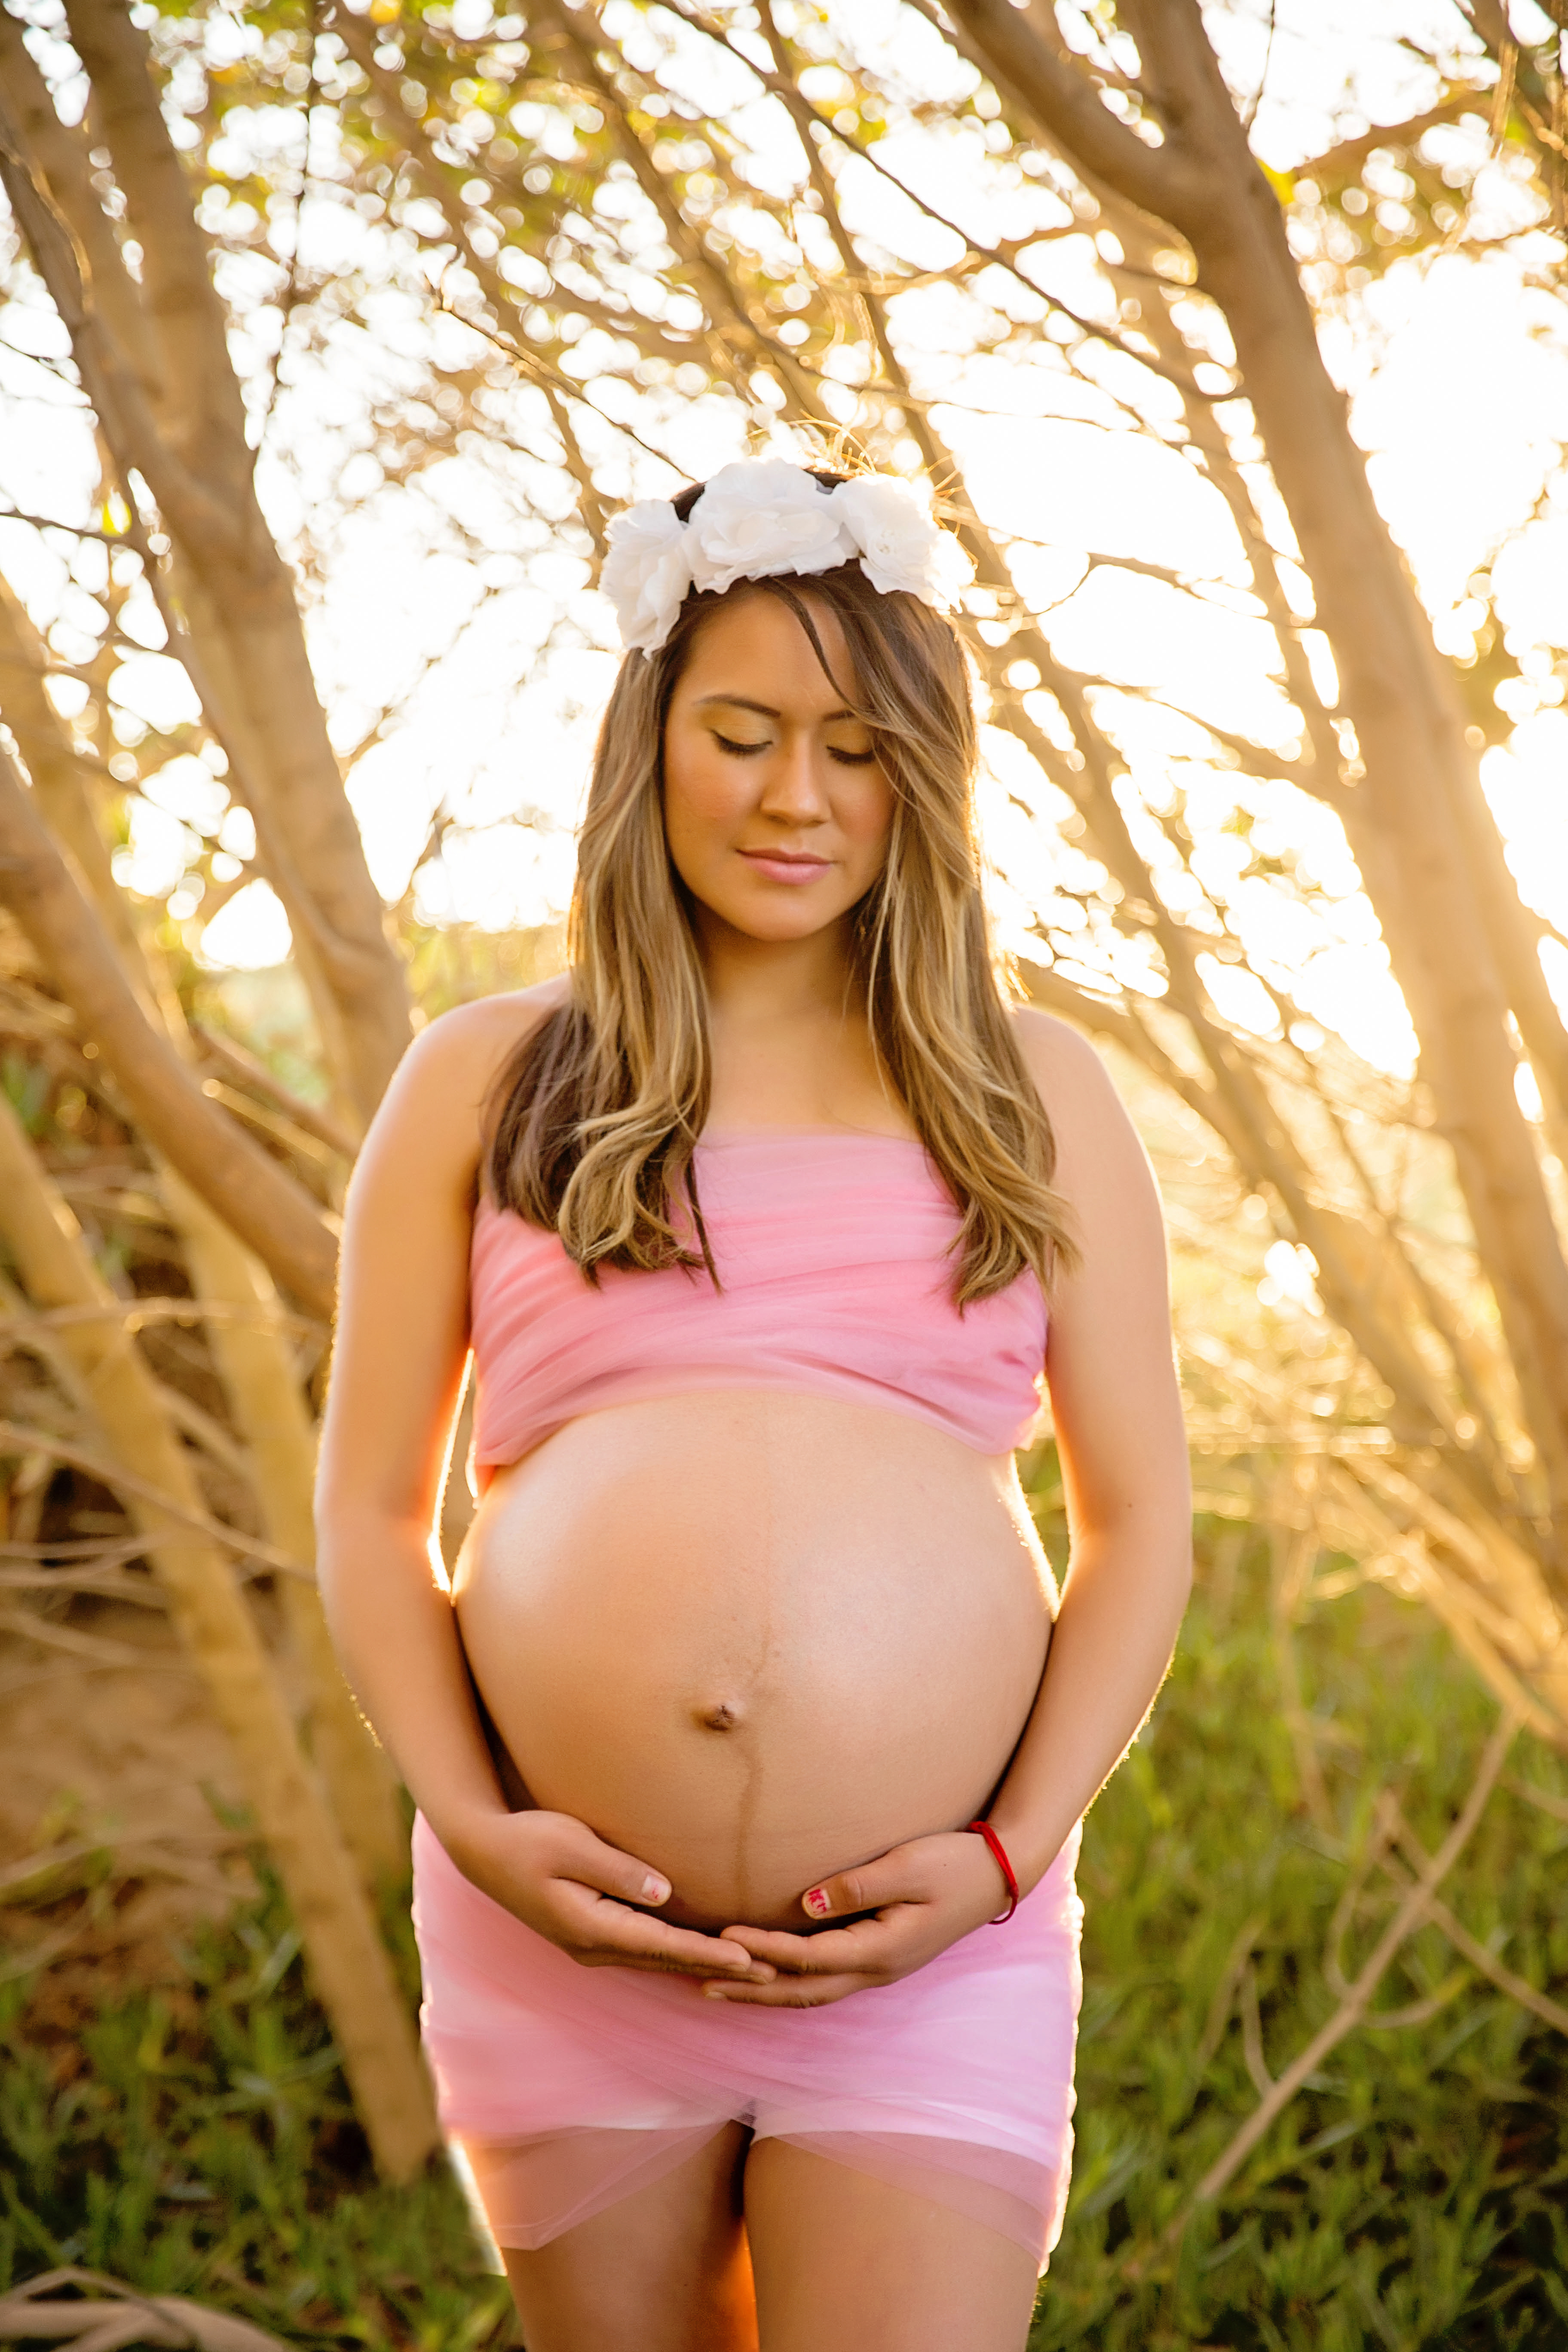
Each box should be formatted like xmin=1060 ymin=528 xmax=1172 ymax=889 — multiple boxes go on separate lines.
xmin=438 ymin=1807 xmax=778 ymax=1984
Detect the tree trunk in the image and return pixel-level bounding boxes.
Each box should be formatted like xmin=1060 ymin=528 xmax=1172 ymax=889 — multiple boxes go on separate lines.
xmin=946 ymin=0 xmax=1568 ymax=1563
xmin=0 ymin=577 xmax=402 ymax=1882
xmin=163 ymin=1169 xmax=406 ymax=1888
xmin=0 ymin=575 xmax=153 ymax=993
xmin=0 ymin=740 xmax=340 ymax=1319
xmin=0 ymin=1096 xmax=439 ymax=2183
xmin=0 ymin=6 xmax=413 ymax=1128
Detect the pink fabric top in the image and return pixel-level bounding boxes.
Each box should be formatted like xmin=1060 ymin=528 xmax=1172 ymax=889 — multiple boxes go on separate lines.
xmin=468 ymin=1129 xmax=1047 ymax=1470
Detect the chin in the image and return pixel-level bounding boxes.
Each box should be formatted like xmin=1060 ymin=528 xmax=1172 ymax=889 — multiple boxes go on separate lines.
xmin=713 ymin=891 xmax=854 ymax=943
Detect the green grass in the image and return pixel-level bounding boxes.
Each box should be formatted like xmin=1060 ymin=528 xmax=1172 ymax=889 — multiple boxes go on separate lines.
xmin=2 ymin=1527 xmax=1565 ymax=2349
xmin=0 ymin=1886 xmax=511 ymax=2352
xmin=1033 ymin=1519 xmax=1568 ymax=2350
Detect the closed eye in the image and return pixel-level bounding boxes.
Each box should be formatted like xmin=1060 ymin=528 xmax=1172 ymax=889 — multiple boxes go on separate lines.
xmin=712 ymin=731 xmax=877 ymax=766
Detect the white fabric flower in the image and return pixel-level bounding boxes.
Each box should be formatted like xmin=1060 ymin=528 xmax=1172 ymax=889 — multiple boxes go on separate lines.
xmin=600 ymin=499 xmax=692 ymax=652
xmin=831 ymin=475 xmax=974 ymax=606
xmin=598 ymin=461 xmax=972 ymax=655
xmin=685 ymin=460 xmax=852 ymax=594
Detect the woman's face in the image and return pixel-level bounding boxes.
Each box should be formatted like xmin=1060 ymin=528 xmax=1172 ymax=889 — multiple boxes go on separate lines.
xmin=662 ymin=590 xmax=894 ymax=949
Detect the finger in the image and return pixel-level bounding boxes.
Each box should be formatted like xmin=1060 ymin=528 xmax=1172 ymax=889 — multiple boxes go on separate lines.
xmin=590 ymin=1914 xmax=774 ymax=1977
xmin=559 ymin=1827 xmax=674 ymax=1909
xmin=570 ymin=1897 xmax=776 ymax=1980
xmin=799 ymin=1847 xmax=927 ymax=1922
xmin=599 ymin=1948 xmax=779 ymax=1982
xmin=701 ymin=1972 xmax=874 ymax=2009
xmin=722 ymin=1908 xmax=921 ymax=1969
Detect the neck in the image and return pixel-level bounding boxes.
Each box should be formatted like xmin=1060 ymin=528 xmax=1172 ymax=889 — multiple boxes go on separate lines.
xmin=693 ymin=909 xmax=862 ymax=1029
xmin=689 ymin=906 xmax=899 ymax=1133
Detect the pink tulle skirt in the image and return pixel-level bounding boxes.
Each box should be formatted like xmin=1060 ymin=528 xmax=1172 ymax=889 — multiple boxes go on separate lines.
xmin=411 ymin=1813 xmax=1083 ymax=2269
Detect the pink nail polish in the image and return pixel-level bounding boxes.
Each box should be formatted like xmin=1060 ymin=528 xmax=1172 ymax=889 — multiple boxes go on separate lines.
xmin=805 ymin=1887 xmax=830 ymax=1917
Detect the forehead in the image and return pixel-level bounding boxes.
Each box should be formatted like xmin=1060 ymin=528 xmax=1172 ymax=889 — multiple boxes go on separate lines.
xmin=675 ymin=589 xmax=859 ymax=714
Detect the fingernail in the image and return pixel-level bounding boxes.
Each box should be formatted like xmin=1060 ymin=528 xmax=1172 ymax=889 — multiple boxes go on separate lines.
xmin=703 ymin=1984 xmax=730 ymax=2000
xmin=643 ymin=1874 xmax=670 ymax=1904
xmin=804 ymin=1887 xmax=830 ymax=1917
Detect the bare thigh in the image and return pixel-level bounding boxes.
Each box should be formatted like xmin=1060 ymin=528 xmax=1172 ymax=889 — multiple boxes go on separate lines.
xmin=499 ymin=2124 xmax=756 ymax=2352
xmin=744 ymin=2141 xmax=1039 ymax=2352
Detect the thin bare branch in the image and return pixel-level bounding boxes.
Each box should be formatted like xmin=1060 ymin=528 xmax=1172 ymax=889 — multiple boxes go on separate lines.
xmin=0 ymin=741 xmax=339 ymax=1317
xmin=1154 ymin=1705 xmax=1519 ymax=2243
xmin=1387 ymin=1808 xmax=1568 ymax=2037
xmin=196 ymin=1026 xmax=358 ymax=1161
xmin=0 ymin=1416 xmax=311 ymax=1583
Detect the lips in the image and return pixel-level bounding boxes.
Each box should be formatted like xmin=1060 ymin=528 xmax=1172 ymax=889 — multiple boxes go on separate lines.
xmin=738 ymin=848 xmax=832 ymax=885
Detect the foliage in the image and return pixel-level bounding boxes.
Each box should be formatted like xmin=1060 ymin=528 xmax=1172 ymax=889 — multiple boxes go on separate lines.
xmin=1032 ymin=1503 xmax=1568 ymax=2349
xmin=0 ymin=1863 xmax=511 ymax=2352
xmin=3 ymin=1514 xmax=1565 ymax=2351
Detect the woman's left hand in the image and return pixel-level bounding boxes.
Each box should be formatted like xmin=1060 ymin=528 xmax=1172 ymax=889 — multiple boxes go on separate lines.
xmin=702 ymin=1829 xmax=1012 ymax=2006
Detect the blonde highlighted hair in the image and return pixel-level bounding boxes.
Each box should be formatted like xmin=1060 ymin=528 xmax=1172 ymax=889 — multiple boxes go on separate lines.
xmin=486 ymin=470 xmax=1077 ymax=1302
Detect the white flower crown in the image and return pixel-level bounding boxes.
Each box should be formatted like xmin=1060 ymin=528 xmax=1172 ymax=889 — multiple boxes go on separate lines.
xmin=600 ymin=459 xmax=974 ymax=655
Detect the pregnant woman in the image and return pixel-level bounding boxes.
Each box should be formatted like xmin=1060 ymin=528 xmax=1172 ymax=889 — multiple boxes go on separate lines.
xmin=317 ymin=459 xmax=1191 ymax=2352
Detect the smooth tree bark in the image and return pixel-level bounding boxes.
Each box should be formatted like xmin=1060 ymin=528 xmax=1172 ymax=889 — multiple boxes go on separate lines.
xmin=0 ymin=574 xmax=157 ymax=995
xmin=0 ymin=6 xmax=412 ymax=1130
xmin=2 ymin=577 xmax=402 ymax=1879
xmin=0 ymin=579 xmax=395 ymax=1861
xmin=165 ymin=1168 xmax=407 ymax=1888
xmin=0 ymin=1094 xmax=440 ymax=2183
xmin=0 ymin=739 xmax=340 ymax=1318
xmin=0 ymin=582 xmax=410 ymax=2140
xmin=944 ymin=0 xmax=1568 ymax=1562
xmin=0 ymin=6 xmax=425 ymax=2165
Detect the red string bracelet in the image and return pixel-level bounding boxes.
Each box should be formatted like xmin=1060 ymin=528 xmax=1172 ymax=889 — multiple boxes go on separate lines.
xmin=966 ymin=1819 xmax=1020 ymax=1923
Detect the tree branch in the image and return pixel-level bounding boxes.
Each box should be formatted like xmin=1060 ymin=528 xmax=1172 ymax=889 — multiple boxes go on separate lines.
xmin=944 ymin=0 xmax=1203 ymax=221
xmin=533 ymin=0 xmax=830 ymax=420
xmin=61 ymin=0 xmax=254 ymax=495
xmin=0 ymin=75 xmax=243 ymax=563
xmin=0 ymin=742 xmax=338 ymax=1317
xmin=661 ymin=0 xmax=1201 ymax=394
xmin=1389 ymin=1807 xmax=1568 ymax=2039
xmin=0 ymin=4 xmax=163 ymax=409
xmin=195 ymin=1025 xmax=359 ymax=1163
xmin=1293 ymin=94 xmax=1492 ymax=187
xmin=1149 ymin=1704 xmax=1519 ymax=2251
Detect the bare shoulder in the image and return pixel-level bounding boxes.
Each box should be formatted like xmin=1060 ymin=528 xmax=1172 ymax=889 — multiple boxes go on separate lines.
xmin=352 ymin=973 xmax=569 ymax=1199
xmin=1012 ymin=1004 xmax=1105 ymax=1090
xmin=1011 ymin=1005 xmax=1129 ymax=1127
xmin=384 ymin=973 xmax=568 ymax=1112
xmin=1009 ymin=1004 xmax=1155 ymax=1206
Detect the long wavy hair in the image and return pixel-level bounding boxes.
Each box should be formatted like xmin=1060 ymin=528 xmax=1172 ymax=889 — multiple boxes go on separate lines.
xmin=484 ymin=470 xmax=1077 ymax=1302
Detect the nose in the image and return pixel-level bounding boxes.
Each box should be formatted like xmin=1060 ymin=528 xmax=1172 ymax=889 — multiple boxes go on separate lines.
xmin=758 ymin=726 xmax=830 ymax=826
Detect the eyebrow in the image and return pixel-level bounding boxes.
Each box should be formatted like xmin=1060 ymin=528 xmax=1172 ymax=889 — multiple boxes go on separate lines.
xmin=695 ymin=693 xmax=858 ymax=722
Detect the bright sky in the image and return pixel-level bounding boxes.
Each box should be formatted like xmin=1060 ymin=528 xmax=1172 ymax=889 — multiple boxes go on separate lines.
xmin=1 ymin=0 xmax=1565 ymax=1082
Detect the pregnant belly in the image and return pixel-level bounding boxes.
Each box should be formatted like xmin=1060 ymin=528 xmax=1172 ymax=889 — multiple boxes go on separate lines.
xmin=451 ymin=1390 xmax=1054 ymax=1932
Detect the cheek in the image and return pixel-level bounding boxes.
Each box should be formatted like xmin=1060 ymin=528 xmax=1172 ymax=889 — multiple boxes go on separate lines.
xmin=662 ymin=738 xmax=750 ymax=880
xmin=662 ymin=741 xmax=717 ymax=829
xmin=840 ymin=772 xmax=897 ymax=862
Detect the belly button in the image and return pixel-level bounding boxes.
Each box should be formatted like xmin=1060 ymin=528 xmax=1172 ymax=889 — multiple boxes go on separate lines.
xmin=695 ymin=1701 xmax=742 ymax=1733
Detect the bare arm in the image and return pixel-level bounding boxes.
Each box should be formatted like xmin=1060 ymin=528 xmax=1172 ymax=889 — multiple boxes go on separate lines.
xmin=986 ymin=1013 xmax=1193 ymax=1887
xmin=315 ymin=1000 xmax=508 ymax=1840
xmin=315 ymin=989 xmax=773 ymax=1984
